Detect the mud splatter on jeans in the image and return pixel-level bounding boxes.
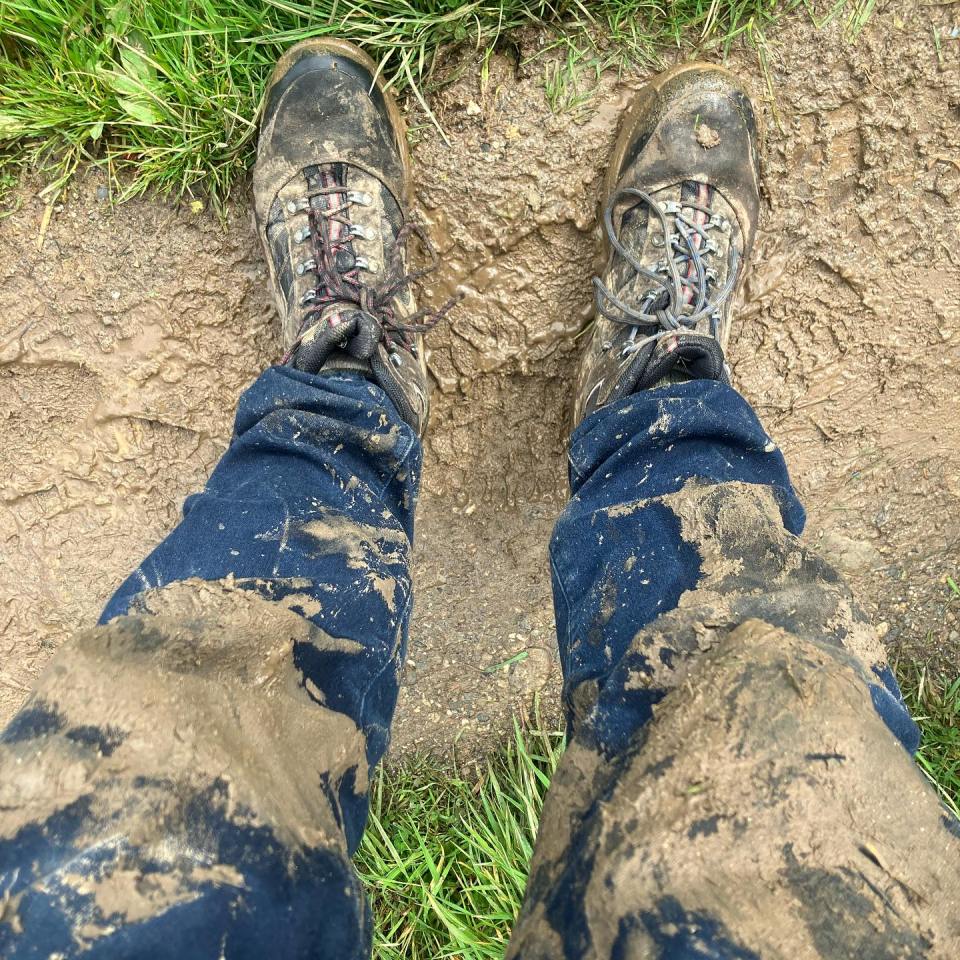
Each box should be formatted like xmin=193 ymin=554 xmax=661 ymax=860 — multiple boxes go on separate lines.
xmin=508 ymin=382 xmax=959 ymax=956
xmin=1 ymin=373 xmax=957 ymax=957
xmin=1 ymin=369 xmax=414 ymax=957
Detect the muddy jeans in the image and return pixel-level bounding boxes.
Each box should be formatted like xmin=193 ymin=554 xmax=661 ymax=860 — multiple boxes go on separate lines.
xmin=1 ymin=368 xmax=957 ymax=958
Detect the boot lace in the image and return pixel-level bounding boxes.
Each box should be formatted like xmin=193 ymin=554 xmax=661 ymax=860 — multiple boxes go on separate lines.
xmin=282 ymin=174 xmax=459 ymax=362
xmin=593 ymin=187 xmax=739 ymax=357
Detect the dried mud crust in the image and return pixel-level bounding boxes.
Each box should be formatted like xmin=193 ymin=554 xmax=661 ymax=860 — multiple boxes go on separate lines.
xmin=1 ymin=0 xmax=959 ymax=756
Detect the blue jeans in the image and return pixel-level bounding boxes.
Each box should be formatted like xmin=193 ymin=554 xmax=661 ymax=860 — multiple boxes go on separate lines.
xmin=1 ymin=367 xmax=954 ymax=958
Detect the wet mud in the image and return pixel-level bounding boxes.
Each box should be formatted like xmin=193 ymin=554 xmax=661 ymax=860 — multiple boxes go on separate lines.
xmin=1 ymin=0 xmax=959 ymax=756
xmin=509 ymin=621 xmax=960 ymax=958
xmin=0 ymin=579 xmax=369 ymax=950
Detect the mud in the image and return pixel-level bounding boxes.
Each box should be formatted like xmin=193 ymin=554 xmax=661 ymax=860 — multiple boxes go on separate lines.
xmin=0 ymin=578 xmax=369 ymax=948
xmin=508 ymin=621 xmax=960 ymax=958
xmin=1 ymin=0 xmax=959 ymax=756
xmin=0 ymin=579 xmax=367 ymax=847
xmin=616 ymin=478 xmax=891 ymax=683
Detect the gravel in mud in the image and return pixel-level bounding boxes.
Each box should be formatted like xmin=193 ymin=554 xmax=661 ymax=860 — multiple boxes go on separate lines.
xmin=1 ymin=0 xmax=958 ymax=757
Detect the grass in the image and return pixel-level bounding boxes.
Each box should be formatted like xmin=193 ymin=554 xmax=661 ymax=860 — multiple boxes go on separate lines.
xmin=0 ymin=0 xmax=866 ymax=206
xmin=355 ymin=719 xmax=565 ymax=960
xmin=898 ymin=667 xmax=960 ymax=819
xmin=895 ymin=575 xmax=960 ymax=820
xmin=542 ymin=41 xmax=599 ymax=118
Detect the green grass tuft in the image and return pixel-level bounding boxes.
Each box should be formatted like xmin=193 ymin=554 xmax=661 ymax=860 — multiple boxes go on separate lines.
xmin=897 ymin=668 xmax=960 ymax=819
xmin=0 ymin=0 xmax=861 ymax=205
xmin=894 ymin=576 xmax=960 ymax=819
xmin=355 ymin=720 xmax=564 ymax=959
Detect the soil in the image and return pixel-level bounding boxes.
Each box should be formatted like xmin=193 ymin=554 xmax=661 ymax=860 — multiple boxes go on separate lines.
xmin=1 ymin=0 xmax=958 ymax=759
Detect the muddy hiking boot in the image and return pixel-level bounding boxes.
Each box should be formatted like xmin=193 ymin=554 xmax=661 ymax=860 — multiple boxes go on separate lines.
xmin=574 ymin=63 xmax=761 ymax=425
xmin=253 ymin=38 xmax=457 ymax=437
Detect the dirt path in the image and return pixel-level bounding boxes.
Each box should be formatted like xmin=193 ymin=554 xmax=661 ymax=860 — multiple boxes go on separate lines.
xmin=1 ymin=0 xmax=957 ymax=757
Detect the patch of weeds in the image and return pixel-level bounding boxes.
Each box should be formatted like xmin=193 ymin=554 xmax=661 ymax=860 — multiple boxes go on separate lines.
xmin=803 ymin=0 xmax=877 ymax=36
xmin=355 ymin=719 xmax=564 ymax=960
xmin=0 ymin=1 xmax=869 ymax=206
xmin=0 ymin=165 xmax=18 ymax=203
xmin=896 ymin=575 xmax=960 ymax=819
xmin=0 ymin=153 xmax=25 ymax=220
xmin=897 ymin=665 xmax=960 ymax=819
xmin=846 ymin=0 xmax=876 ymax=35
xmin=542 ymin=44 xmax=598 ymax=119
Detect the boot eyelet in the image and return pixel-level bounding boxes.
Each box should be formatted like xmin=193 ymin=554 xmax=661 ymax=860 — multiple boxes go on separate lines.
xmin=294 ymin=227 xmax=311 ymax=243
xmin=350 ymin=224 xmax=374 ymax=240
xmin=296 ymin=259 xmax=317 ymax=276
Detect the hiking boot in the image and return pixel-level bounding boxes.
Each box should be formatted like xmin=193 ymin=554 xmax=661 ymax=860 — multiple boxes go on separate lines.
xmin=253 ymin=38 xmax=454 ymax=437
xmin=573 ymin=63 xmax=761 ymax=426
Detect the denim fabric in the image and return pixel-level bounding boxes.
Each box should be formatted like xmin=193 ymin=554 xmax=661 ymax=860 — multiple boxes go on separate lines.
xmin=1 ymin=367 xmax=418 ymax=959
xmin=102 ymin=365 xmax=421 ymax=783
xmin=507 ymin=381 xmax=945 ymax=959
xmin=550 ymin=380 xmax=918 ymax=757
xmin=0 ymin=370 xmax=932 ymax=959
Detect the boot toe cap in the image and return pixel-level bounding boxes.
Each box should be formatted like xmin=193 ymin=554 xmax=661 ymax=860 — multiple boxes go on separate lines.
xmin=255 ymin=44 xmax=407 ymax=212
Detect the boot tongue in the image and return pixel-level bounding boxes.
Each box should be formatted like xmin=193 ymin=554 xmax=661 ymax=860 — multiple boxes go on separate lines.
xmin=292 ymin=302 xmax=382 ymax=374
xmin=621 ymin=331 xmax=729 ymax=393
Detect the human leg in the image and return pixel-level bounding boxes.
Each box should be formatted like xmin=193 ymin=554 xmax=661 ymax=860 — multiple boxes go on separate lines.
xmin=0 ymin=38 xmax=449 ymax=958
xmin=508 ymin=64 xmax=960 ymax=959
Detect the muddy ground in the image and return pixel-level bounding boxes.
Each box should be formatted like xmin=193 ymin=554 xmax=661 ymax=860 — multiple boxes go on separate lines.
xmin=1 ymin=0 xmax=958 ymax=758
